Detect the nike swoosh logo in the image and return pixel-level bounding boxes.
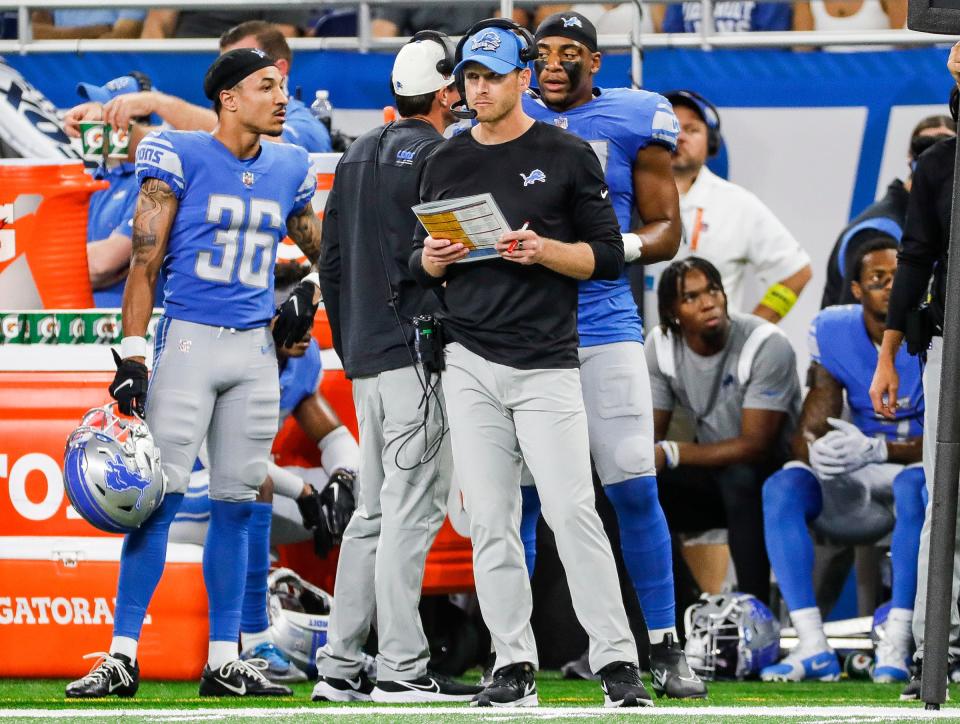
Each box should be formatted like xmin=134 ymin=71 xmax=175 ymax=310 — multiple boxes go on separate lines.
xmin=114 ymin=379 xmax=134 ymax=392
xmin=108 ymin=680 xmax=125 ymax=692
xmin=291 ymin=297 xmax=299 ymax=315
xmin=398 ymin=680 xmax=440 ymax=693
xmin=600 ymin=189 xmax=608 ymax=198
xmin=344 ymin=677 xmax=363 ymax=690
xmin=810 ymin=660 xmax=831 ymax=671
xmin=216 ymin=677 xmax=246 ymax=695
xmin=678 ymin=674 xmax=701 ymax=683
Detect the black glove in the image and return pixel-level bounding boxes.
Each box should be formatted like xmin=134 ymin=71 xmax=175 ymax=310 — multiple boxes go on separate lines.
xmin=311 ymin=518 xmax=335 ymax=558
xmin=273 ymin=280 xmax=318 ymax=348
xmin=320 ymin=468 xmax=357 ymax=539
xmin=295 ymin=485 xmax=324 ymax=531
xmin=109 ymin=349 xmax=148 ymax=416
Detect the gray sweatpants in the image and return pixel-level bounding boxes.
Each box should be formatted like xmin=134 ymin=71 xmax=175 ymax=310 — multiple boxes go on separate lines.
xmin=317 ymin=365 xmax=451 ymax=682
xmin=147 ymin=317 xmax=279 ymax=501
xmin=913 ymin=336 xmax=960 ymax=657
xmin=442 ymin=342 xmax=637 ymax=673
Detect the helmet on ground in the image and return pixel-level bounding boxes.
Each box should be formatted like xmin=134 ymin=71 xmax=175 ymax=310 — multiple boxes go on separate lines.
xmin=63 ymin=403 xmax=165 ymax=533
xmin=268 ymin=567 xmax=333 ymax=678
xmin=683 ymin=592 xmax=780 ymax=680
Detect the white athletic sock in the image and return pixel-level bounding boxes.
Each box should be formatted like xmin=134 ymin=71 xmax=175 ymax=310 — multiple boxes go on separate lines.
xmin=208 ymin=640 xmax=239 ymax=670
xmin=318 ymin=426 xmax=359 ymax=476
xmin=110 ymin=636 xmax=138 ymax=663
xmin=886 ymin=608 xmax=914 ymax=646
xmin=791 ymin=607 xmax=828 ymax=653
xmin=240 ymin=629 xmax=272 ymax=654
xmin=648 ymin=627 xmax=679 ymax=646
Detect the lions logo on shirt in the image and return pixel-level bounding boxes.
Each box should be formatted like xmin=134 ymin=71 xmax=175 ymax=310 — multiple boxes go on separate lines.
xmin=521 ymin=169 xmax=546 ymax=186
xmin=472 ymin=31 xmax=502 ymax=52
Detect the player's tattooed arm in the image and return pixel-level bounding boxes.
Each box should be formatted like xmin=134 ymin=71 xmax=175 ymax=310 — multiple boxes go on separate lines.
xmin=122 ymin=177 xmax=178 ymax=343
xmin=791 ymin=361 xmax=844 ymax=462
xmin=287 ymin=204 xmax=323 ymax=268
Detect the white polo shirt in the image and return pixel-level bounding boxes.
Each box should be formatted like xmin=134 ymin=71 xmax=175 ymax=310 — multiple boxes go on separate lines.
xmin=653 ymin=166 xmax=811 ymax=315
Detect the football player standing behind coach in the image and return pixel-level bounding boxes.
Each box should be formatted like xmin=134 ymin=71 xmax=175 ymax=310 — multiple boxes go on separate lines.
xmin=315 ymin=34 xmax=482 ymax=704
xmin=410 ymin=19 xmax=645 ymax=708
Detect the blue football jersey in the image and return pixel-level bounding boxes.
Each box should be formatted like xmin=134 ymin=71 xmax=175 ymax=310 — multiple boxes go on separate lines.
xmin=809 ymin=305 xmax=923 ymax=440
xmin=278 ymin=338 xmax=322 ymax=425
xmin=523 ymin=88 xmax=679 ymax=347
xmin=135 ymin=130 xmax=316 ymax=329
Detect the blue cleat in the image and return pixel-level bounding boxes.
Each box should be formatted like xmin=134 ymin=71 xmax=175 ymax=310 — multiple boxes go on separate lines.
xmin=760 ymin=649 xmax=840 ymax=682
xmin=240 ymin=642 xmax=307 ymax=683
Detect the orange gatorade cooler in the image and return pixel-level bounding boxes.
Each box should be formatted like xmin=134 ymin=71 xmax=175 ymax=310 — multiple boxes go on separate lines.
xmin=0 ymin=159 xmax=107 ymax=310
xmin=276 ymin=152 xmax=340 ymax=266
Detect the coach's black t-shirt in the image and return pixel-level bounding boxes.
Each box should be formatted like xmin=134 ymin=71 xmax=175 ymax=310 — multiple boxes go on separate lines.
xmin=411 ymin=121 xmax=623 ymax=370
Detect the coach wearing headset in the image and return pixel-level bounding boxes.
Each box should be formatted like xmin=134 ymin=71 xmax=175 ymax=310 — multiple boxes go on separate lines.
xmin=314 ymin=35 xmax=482 ymax=704
xmin=411 ymin=19 xmax=646 ymax=709
xmin=657 ymin=90 xmax=812 ymax=325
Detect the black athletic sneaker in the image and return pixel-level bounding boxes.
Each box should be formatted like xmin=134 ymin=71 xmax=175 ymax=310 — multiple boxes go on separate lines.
xmin=472 ymin=662 xmax=538 ymax=708
xmin=599 ymin=661 xmax=653 ymax=708
xmin=199 ymin=659 xmax=292 ymax=697
xmin=312 ymin=670 xmax=375 ymax=702
xmin=66 ymin=652 xmax=139 ymax=698
xmin=900 ymin=658 xmax=952 ymax=702
xmin=371 ymin=673 xmax=483 ymax=702
xmin=650 ymin=634 xmax=708 ymax=699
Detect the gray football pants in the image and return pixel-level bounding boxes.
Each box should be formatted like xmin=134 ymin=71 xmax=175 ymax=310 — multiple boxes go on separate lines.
xmin=442 ymin=342 xmax=637 ymax=673
xmin=317 ymin=365 xmax=451 ymax=682
xmin=147 ymin=317 xmax=279 ymax=501
xmin=913 ymin=336 xmax=960 ymax=658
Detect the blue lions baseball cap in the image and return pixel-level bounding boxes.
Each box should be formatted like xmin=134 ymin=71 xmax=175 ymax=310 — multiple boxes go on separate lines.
xmin=77 ymin=74 xmax=147 ymax=104
xmin=453 ymin=26 xmax=527 ymax=76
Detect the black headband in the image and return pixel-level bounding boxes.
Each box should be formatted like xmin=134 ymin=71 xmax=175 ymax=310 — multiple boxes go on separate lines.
xmin=204 ymin=47 xmax=278 ymax=101
xmin=534 ymin=12 xmax=598 ymax=53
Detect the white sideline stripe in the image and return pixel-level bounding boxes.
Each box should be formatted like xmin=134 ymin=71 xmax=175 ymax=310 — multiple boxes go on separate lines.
xmin=2 ymin=707 xmax=960 ymax=719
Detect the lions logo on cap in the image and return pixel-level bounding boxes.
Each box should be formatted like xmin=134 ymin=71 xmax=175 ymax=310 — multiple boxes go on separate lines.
xmin=471 ymin=30 xmax=502 ymax=52
xmin=561 ymin=16 xmax=583 ymax=27
xmin=250 ymin=48 xmax=267 ymax=58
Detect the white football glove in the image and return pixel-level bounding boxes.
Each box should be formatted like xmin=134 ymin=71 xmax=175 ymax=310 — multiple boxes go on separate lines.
xmin=623 ymin=233 xmax=643 ymax=263
xmin=809 ymin=417 xmax=887 ymax=478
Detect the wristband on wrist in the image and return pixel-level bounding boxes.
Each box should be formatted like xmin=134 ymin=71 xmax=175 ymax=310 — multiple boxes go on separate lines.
xmin=622 ymin=233 xmax=644 ymax=263
xmin=302 ymin=272 xmax=320 ymax=289
xmin=120 ymin=335 xmax=147 ymax=359
xmin=759 ymin=282 xmax=798 ymax=318
xmin=658 ymin=440 xmax=680 ymax=469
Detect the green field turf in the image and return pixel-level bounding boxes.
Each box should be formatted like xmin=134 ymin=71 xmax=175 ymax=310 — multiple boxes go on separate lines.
xmin=3 ymin=670 xmax=960 ymax=723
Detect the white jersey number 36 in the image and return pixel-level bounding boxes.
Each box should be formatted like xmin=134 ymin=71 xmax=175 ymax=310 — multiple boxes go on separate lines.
xmin=197 ymin=194 xmax=283 ymax=289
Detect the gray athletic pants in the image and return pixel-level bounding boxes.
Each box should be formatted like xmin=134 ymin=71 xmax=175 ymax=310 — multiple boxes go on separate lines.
xmin=913 ymin=336 xmax=960 ymax=658
xmin=442 ymin=342 xmax=638 ymax=673
xmin=147 ymin=317 xmax=279 ymax=501
xmin=316 ymin=365 xmax=451 ymax=682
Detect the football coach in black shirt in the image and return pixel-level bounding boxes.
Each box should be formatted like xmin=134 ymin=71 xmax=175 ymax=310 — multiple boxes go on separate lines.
xmin=409 ymin=19 xmax=645 ymax=709
xmin=316 ymin=35 xmax=483 ymax=703
xmin=870 ymin=43 xmax=960 ymax=699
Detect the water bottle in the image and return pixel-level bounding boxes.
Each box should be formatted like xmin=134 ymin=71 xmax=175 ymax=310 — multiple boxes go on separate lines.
xmin=310 ymin=90 xmax=333 ymax=132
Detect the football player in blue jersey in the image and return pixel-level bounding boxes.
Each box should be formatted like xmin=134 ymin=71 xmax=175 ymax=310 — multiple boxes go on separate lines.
xmin=518 ymin=11 xmax=706 ymax=700
xmin=66 ymin=48 xmax=322 ymax=699
xmin=760 ymin=239 xmax=925 ymax=683
xmin=169 ymin=264 xmax=360 ymax=684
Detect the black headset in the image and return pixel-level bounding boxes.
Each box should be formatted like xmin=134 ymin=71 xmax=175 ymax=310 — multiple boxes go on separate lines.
xmin=666 ymin=89 xmax=722 ymax=157
xmin=451 ymin=18 xmax=538 ymax=120
xmin=411 ymin=30 xmax=457 ymax=77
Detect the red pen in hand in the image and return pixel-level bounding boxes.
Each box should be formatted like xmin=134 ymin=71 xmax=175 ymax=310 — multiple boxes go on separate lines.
xmin=507 ymin=221 xmax=530 ymax=254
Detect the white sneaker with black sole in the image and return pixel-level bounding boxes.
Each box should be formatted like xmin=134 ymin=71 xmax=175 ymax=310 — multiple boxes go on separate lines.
xmin=312 ymin=670 xmax=375 ymax=702
xmin=371 ymin=673 xmax=483 ymax=703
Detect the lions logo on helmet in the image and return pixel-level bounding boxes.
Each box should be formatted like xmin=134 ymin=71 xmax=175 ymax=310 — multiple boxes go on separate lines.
xmin=683 ymin=592 xmax=780 ymax=680
xmin=267 ymin=568 xmax=333 ymax=678
xmin=63 ymin=404 xmax=165 ymax=534
xmin=471 ymin=30 xmax=502 ymax=52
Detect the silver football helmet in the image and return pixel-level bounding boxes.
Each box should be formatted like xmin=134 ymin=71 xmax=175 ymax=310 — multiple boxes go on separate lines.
xmin=63 ymin=403 xmax=165 ymax=533
xmin=267 ymin=567 xmax=333 ymax=678
xmin=683 ymin=592 xmax=781 ymax=680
